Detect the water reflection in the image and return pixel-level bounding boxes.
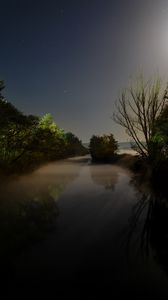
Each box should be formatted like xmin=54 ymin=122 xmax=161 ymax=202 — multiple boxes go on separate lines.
xmin=90 ymin=165 xmax=119 ymax=191
xmin=0 ymin=190 xmax=59 ymax=257
xmin=1 ymin=157 xmax=168 ymax=297
xmin=0 ymin=160 xmax=81 ymax=259
xmin=127 ymin=176 xmax=168 ymax=277
xmin=0 ymin=185 xmax=61 ymax=262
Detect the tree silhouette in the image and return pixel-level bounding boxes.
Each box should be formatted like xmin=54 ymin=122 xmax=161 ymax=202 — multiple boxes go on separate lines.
xmin=89 ymin=134 xmax=118 ymax=162
xmin=114 ymin=76 xmax=168 ymax=160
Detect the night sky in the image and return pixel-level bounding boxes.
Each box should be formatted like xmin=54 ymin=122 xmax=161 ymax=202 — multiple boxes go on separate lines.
xmin=1 ymin=0 xmax=168 ymax=142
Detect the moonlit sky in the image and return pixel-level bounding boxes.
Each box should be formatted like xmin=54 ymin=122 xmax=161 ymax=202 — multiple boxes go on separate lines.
xmin=1 ymin=0 xmax=168 ymax=142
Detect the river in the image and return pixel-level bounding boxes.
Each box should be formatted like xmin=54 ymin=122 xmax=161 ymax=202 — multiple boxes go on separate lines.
xmin=1 ymin=156 xmax=168 ymax=298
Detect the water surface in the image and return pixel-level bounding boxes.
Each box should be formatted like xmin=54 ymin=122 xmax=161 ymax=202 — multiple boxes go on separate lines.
xmin=1 ymin=156 xmax=168 ymax=298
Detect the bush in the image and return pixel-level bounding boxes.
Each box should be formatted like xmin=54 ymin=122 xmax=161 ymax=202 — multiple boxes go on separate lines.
xmin=89 ymin=134 xmax=118 ymax=162
xmin=0 ymin=81 xmax=88 ymax=174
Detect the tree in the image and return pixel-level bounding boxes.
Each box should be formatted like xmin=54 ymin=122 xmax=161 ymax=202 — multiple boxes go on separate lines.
xmin=0 ymin=80 xmax=87 ymax=172
xmin=0 ymin=88 xmax=34 ymax=165
xmin=89 ymin=134 xmax=118 ymax=162
xmin=152 ymin=104 xmax=168 ymax=160
xmin=64 ymin=132 xmax=88 ymax=156
xmin=38 ymin=113 xmax=64 ymax=136
xmin=113 ymin=76 xmax=168 ymax=159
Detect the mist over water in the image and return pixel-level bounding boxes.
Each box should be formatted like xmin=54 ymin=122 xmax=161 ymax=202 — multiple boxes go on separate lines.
xmin=1 ymin=156 xmax=168 ymax=297
xmin=118 ymin=142 xmax=137 ymax=155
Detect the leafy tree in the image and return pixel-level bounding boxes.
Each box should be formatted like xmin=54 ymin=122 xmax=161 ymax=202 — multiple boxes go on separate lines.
xmin=0 ymin=81 xmax=87 ymax=173
xmin=0 ymin=80 xmax=5 ymax=95
xmin=0 ymin=93 xmax=33 ymax=166
xmin=35 ymin=113 xmax=66 ymax=161
xmin=151 ymin=104 xmax=168 ymax=160
xmin=64 ymin=132 xmax=88 ymax=156
xmin=39 ymin=113 xmax=64 ymax=136
xmin=89 ymin=134 xmax=118 ymax=162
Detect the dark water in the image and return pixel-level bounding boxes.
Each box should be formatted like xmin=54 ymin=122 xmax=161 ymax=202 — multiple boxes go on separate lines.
xmin=1 ymin=156 xmax=168 ymax=298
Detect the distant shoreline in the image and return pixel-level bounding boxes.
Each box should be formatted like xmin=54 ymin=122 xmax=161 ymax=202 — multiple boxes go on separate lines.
xmin=83 ymin=142 xmax=137 ymax=155
xmin=118 ymin=148 xmax=136 ymax=155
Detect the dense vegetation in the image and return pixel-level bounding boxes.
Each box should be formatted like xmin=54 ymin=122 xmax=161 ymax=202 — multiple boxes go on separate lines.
xmin=88 ymin=76 xmax=168 ymax=170
xmin=0 ymin=81 xmax=87 ymax=174
xmin=2 ymin=75 xmax=168 ymax=178
xmin=89 ymin=134 xmax=118 ymax=162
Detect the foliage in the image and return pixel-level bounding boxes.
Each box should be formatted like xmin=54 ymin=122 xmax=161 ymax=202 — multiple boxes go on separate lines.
xmin=64 ymin=132 xmax=88 ymax=157
xmin=113 ymin=76 xmax=168 ymax=161
xmin=89 ymin=134 xmax=118 ymax=162
xmin=38 ymin=113 xmax=64 ymax=137
xmin=0 ymin=95 xmax=34 ymax=168
xmin=153 ymin=104 xmax=168 ymax=158
xmin=0 ymin=81 xmax=87 ymax=173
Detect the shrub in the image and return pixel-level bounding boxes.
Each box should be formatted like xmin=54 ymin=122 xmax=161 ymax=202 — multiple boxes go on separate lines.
xmin=89 ymin=134 xmax=118 ymax=162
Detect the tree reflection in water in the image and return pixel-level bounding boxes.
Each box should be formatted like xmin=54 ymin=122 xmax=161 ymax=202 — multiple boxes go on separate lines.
xmin=126 ymin=175 xmax=168 ymax=276
xmin=0 ymin=184 xmax=60 ymax=260
xmin=90 ymin=165 xmax=119 ymax=191
xmin=0 ymin=160 xmax=81 ymax=260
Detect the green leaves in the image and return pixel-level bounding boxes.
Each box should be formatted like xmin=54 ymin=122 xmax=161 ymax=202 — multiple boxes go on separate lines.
xmin=151 ymin=133 xmax=165 ymax=144
xmin=0 ymin=81 xmax=87 ymax=173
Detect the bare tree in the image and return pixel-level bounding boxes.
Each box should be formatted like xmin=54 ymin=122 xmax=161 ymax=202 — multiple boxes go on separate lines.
xmin=113 ymin=76 xmax=168 ymax=158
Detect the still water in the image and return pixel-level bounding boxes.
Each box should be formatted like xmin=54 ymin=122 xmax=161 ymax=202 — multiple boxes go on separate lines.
xmin=1 ymin=156 xmax=168 ymax=298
